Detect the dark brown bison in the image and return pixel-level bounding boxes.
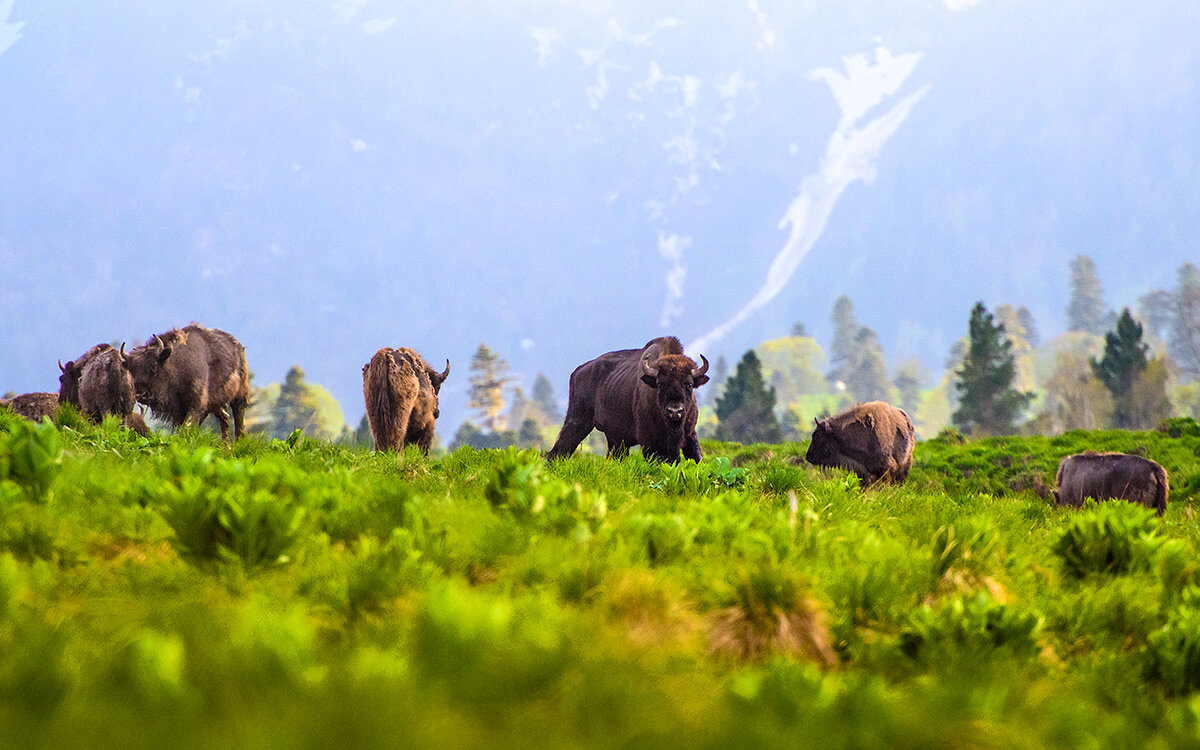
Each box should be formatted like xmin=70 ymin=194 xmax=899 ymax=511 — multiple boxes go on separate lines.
xmin=125 ymin=324 xmax=250 ymax=442
xmin=805 ymin=401 xmax=915 ymax=485
xmin=58 ymin=343 xmax=148 ymax=436
xmin=1053 ymin=451 xmax=1169 ymax=516
xmin=362 ymin=347 xmax=449 ymax=454
xmin=546 ymin=336 xmax=709 ymax=463
xmin=0 ymin=392 xmax=60 ymax=422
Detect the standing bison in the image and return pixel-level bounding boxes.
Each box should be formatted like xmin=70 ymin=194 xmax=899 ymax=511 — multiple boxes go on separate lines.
xmin=58 ymin=343 xmax=148 ymax=435
xmin=1054 ymin=451 xmax=1169 ymax=516
xmin=0 ymin=392 xmax=60 ymax=422
xmin=806 ymin=401 xmax=915 ymax=485
xmin=546 ymin=336 xmax=709 ymax=463
xmin=125 ymin=324 xmax=250 ymax=442
xmin=362 ymin=347 xmax=449 ymax=454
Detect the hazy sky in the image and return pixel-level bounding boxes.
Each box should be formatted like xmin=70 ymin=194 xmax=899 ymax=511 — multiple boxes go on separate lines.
xmin=2 ymin=2 xmax=1197 ymax=434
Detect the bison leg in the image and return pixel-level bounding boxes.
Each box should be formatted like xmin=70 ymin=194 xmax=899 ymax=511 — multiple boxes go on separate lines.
xmin=231 ymin=396 xmax=248 ymax=440
xmin=606 ymin=436 xmax=630 ymax=459
xmin=546 ymin=401 xmax=595 ymax=459
xmin=682 ymin=432 xmax=702 ymax=462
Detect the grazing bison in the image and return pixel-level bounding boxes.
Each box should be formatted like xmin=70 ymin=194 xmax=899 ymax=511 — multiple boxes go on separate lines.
xmin=546 ymin=336 xmax=709 ymax=463
xmin=362 ymin=347 xmax=449 ymax=454
xmin=0 ymin=392 xmax=60 ymax=422
xmin=806 ymin=401 xmax=915 ymax=485
xmin=58 ymin=343 xmax=148 ymax=436
xmin=125 ymin=324 xmax=250 ymax=442
xmin=1054 ymin=451 xmax=1169 ymax=516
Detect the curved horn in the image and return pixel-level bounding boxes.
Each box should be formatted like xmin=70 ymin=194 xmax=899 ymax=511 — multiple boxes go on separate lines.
xmin=640 ymin=351 xmax=659 ymax=379
xmin=440 ymin=359 xmax=451 ymax=381
xmin=119 ymin=342 xmax=126 ymax=357
xmin=691 ymin=354 xmax=710 ymax=379
xmin=59 ymin=359 xmax=65 ymax=373
xmin=153 ymin=334 xmax=164 ymax=349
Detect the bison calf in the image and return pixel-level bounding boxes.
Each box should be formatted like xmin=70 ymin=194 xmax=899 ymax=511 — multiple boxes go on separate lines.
xmin=1054 ymin=451 xmax=1168 ymax=515
xmin=546 ymin=336 xmax=709 ymax=463
xmin=362 ymin=347 xmax=449 ymax=454
xmin=59 ymin=343 xmax=148 ymax=435
xmin=805 ymin=401 xmax=915 ymax=485
xmin=125 ymin=324 xmax=250 ymax=442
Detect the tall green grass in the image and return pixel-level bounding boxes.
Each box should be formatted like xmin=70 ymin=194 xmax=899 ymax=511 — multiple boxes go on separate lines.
xmin=3 ymin=407 xmax=1200 ymax=748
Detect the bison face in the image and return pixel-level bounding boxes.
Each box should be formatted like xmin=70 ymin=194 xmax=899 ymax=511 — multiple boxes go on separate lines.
xmin=640 ymin=352 xmax=708 ymax=426
xmin=58 ymin=360 xmax=82 ymax=404
xmin=805 ymin=421 xmax=836 ymax=465
xmin=125 ymin=338 xmax=175 ymax=406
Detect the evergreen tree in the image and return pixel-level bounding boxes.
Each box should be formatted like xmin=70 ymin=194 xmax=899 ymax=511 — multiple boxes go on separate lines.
xmin=517 ymin=418 xmax=543 ymax=449
xmin=1016 ymin=306 xmax=1039 ymax=348
xmin=1138 ymin=289 xmax=1175 ymax=342
xmin=791 ymin=322 xmax=808 ymax=338
xmin=1090 ymin=309 xmax=1149 ymax=429
xmin=827 ymin=295 xmax=858 ymax=386
xmin=467 ymin=343 xmax=513 ymax=431
xmin=531 ymin=373 xmax=562 ymax=424
xmin=1171 ymin=262 xmax=1200 ymax=379
xmin=1067 ymin=254 xmax=1108 ymax=335
xmin=845 ymin=327 xmax=890 ymax=403
xmin=271 ymin=366 xmax=324 ymax=439
xmin=893 ymin=358 xmax=927 ymax=416
xmin=952 ymin=302 xmax=1033 ymax=435
xmin=715 ymin=350 xmax=783 ymax=444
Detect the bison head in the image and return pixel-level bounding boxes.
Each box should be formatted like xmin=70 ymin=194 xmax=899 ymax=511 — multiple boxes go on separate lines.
xmin=641 ymin=350 xmax=709 ymax=425
xmin=125 ymin=333 xmax=181 ymax=407
xmin=805 ymin=419 xmax=836 ymax=466
xmin=59 ymin=343 xmax=118 ymax=405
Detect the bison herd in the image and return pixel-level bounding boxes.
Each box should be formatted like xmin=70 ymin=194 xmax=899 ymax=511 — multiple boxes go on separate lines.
xmin=1 ymin=328 xmax=1176 ymax=515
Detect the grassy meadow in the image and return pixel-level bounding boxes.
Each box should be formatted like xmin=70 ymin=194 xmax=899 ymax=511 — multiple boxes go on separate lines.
xmin=4 ymin=408 xmax=1200 ymax=748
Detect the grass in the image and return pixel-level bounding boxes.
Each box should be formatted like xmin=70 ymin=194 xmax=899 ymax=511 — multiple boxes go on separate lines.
xmin=3 ymin=408 xmax=1200 ymax=748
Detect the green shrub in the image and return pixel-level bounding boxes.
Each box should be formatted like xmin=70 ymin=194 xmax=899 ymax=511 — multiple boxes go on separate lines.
xmin=1 ymin=417 xmax=63 ymax=502
xmin=899 ymin=593 xmax=1043 ymax=664
xmin=150 ymin=447 xmax=307 ymax=568
xmin=930 ymin=520 xmax=999 ymax=579
xmin=1053 ymin=502 xmax=1163 ymax=578
xmin=484 ymin=447 xmax=607 ymax=538
xmin=1145 ymin=591 xmax=1200 ymax=695
xmin=650 ymin=456 xmax=748 ymax=495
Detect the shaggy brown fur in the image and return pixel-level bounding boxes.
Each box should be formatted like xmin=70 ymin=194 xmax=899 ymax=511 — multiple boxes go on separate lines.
xmin=546 ymin=336 xmax=709 ymax=463
xmin=805 ymin=400 xmax=915 ymax=485
xmin=362 ymin=347 xmax=449 ymax=454
xmin=1054 ymin=451 xmax=1169 ymax=515
xmin=1 ymin=392 xmax=60 ymax=422
xmin=125 ymin=324 xmax=250 ymax=442
xmin=59 ymin=343 xmax=115 ymax=406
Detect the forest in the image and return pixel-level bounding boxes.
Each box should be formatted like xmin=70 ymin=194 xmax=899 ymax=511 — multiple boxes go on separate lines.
xmin=230 ymin=256 xmax=1200 ymax=454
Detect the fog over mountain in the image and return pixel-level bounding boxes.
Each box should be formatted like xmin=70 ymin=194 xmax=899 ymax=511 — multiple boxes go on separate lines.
xmin=1 ymin=2 xmax=1197 ymax=433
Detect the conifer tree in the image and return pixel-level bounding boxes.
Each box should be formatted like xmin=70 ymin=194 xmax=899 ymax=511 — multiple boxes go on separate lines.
xmin=531 ymin=373 xmax=561 ymax=424
xmin=827 ymin=295 xmax=858 ymax=386
xmin=1092 ymin=308 xmax=1170 ymax=429
xmin=467 ymin=343 xmax=512 ymax=432
xmin=1171 ymin=262 xmax=1200 ymax=379
xmin=1067 ymin=254 xmax=1108 ymax=335
xmin=952 ymin=302 xmax=1033 ymax=435
xmin=845 ymin=326 xmax=890 ymax=403
xmin=1016 ymin=306 xmax=1039 ymax=348
xmin=715 ymin=350 xmax=782 ymax=444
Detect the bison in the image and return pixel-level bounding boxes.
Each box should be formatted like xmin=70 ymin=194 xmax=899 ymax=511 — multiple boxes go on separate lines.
xmin=58 ymin=343 xmax=148 ymax=436
xmin=362 ymin=347 xmax=449 ymax=454
xmin=805 ymin=401 xmax=915 ymax=485
xmin=1053 ymin=451 xmax=1169 ymax=516
xmin=125 ymin=324 xmax=250 ymax=442
xmin=0 ymin=392 xmax=60 ymax=422
xmin=546 ymin=336 xmax=709 ymax=463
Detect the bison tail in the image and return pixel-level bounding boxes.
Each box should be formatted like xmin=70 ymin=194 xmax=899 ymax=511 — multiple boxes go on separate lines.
xmin=1154 ymin=463 xmax=1170 ymax=516
xmin=364 ymin=350 xmax=415 ymax=451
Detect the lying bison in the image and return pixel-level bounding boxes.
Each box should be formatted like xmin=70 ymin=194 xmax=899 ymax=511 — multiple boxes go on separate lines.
xmin=805 ymin=401 xmax=915 ymax=485
xmin=125 ymin=324 xmax=250 ymax=442
xmin=0 ymin=392 xmax=60 ymax=422
xmin=546 ymin=336 xmax=709 ymax=463
xmin=1054 ymin=451 xmax=1169 ymax=516
xmin=58 ymin=343 xmax=148 ymax=436
xmin=362 ymin=347 xmax=449 ymax=454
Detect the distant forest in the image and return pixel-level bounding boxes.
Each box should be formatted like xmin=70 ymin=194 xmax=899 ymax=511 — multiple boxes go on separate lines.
xmin=229 ymin=257 xmax=1200 ymax=451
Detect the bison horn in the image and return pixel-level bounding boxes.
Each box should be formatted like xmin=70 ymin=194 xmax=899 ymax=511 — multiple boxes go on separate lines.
xmin=692 ymin=354 xmax=709 ymax=379
xmin=440 ymin=359 xmax=451 ymax=381
xmin=119 ymin=342 xmax=126 ymax=357
xmin=640 ymin=352 xmax=659 ymax=379
xmin=153 ymin=334 xmax=164 ymax=349
xmin=58 ymin=359 xmax=65 ymax=373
